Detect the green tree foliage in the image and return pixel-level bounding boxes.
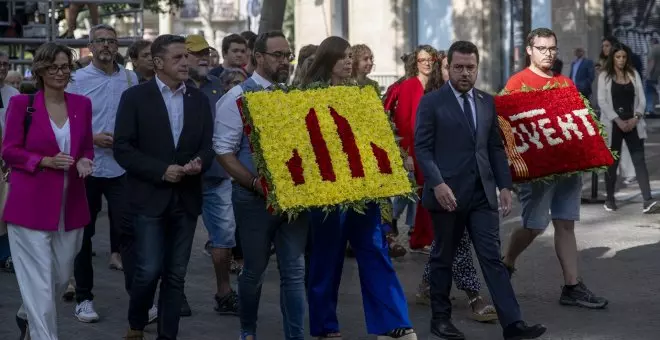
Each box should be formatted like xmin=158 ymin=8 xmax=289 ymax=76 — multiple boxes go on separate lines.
xmin=101 ymin=0 xmax=184 ymax=18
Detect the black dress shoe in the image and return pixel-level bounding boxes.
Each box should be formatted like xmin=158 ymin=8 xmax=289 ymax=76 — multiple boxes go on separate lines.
xmin=430 ymin=320 xmax=465 ymax=340
xmin=503 ymin=321 xmax=546 ymax=340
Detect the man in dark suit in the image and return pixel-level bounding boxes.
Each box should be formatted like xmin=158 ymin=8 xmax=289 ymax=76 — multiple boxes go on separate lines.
xmin=414 ymin=41 xmax=546 ymax=340
xmin=113 ymin=34 xmax=214 ymax=340
xmin=569 ymin=47 xmax=595 ymax=98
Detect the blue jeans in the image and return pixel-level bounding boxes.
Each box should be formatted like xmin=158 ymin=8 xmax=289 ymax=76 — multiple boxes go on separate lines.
xmin=127 ymin=195 xmax=198 ymax=339
xmin=393 ymin=197 xmax=416 ymax=226
xmin=202 ymin=180 xmax=236 ymax=249
xmin=645 ymin=79 xmax=658 ymax=113
xmin=0 ymin=234 xmax=10 ymax=261
xmin=232 ymin=184 xmax=308 ymax=340
xmin=308 ymin=204 xmax=412 ymax=336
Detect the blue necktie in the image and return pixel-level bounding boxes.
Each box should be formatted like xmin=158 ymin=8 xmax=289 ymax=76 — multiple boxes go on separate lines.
xmin=461 ymin=93 xmax=475 ymax=135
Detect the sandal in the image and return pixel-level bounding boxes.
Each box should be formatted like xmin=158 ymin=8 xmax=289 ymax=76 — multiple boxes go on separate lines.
xmin=468 ymin=296 xmax=498 ymax=323
xmin=387 ymin=234 xmax=407 ymax=258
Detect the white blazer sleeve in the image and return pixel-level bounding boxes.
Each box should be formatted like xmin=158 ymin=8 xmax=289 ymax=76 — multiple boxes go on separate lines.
xmin=597 ymin=72 xmax=618 ymax=122
xmin=633 ymin=70 xmax=646 ymax=115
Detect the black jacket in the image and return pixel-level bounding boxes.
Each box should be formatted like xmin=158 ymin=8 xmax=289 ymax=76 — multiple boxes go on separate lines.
xmin=113 ymin=78 xmax=214 ymax=216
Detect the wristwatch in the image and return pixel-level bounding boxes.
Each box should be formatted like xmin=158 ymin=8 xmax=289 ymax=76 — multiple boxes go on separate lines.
xmin=634 ymin=112 xmax=643 ymax=120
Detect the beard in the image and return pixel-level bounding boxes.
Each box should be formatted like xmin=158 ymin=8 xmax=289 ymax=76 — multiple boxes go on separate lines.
xmin=189 ymin=66 xmax=208 ymax=81
xmin=95 ymin=49 xmax=114 ymax=63
xmin=269 ymin=66 xmax=289 ymax=83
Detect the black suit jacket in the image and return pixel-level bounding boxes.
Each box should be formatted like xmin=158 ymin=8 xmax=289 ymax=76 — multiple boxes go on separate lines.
xmin=414 ymin=83 xmax=512 ymax=212
xmin=113 ymin=78 xmax=214 ymax=217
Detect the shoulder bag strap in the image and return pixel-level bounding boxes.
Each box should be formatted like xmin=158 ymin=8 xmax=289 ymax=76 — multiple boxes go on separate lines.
xmin=23 ymin=94 xmax=35 ymax=144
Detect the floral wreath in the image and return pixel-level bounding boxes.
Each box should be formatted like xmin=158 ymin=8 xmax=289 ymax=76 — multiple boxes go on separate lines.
xmin=238 ymin=82 xmax=417 ymax=221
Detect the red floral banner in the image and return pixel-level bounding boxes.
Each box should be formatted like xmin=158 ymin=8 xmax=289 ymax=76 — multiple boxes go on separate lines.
xmin=495 ymin=85 xmax=615 ymax=183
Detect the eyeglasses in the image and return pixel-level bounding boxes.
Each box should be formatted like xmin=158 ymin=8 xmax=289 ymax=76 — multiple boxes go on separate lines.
xmin=92 ymin=38 xmax=118 ymax=45
xmin=533 ymin=46 xmax=559 ymax=55
xmin=262 ymin=51 xmax=295 ymax=62
xmin=451 ymin=64 xmax=477 ymax=74
xmin=0 ymin=62 xmax=9 ymax=69
xmin=46 ymin=64 xmax=72 ymax=75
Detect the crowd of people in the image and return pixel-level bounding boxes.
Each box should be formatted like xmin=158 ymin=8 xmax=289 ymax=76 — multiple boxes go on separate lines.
xmin=0 ymin=22 xmax=654 ymax=340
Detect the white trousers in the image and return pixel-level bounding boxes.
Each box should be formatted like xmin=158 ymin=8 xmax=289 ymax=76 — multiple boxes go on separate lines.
xmin=8 ymin=224 xmax=83 ymax=340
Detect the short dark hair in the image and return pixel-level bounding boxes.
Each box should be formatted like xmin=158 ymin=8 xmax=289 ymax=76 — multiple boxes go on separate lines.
xmin=151 ymin=34 xmax=185 ymax=59
xmin=527 ymin=27 xmax=557 ymax=47
xmin=240 ymin=31 xmax=258 ymax=46
xmin=32 ymin=42 xmax=74 ymax=89
xmin=447 ymin=41 xmax=479 ymax=65
xmin=127 ymin=39 xmax=152 ymax=60
xmin=252 ymin=30 xmax=286 ymax=66
xmin=221 ymin=33 xmax=247 ymax=55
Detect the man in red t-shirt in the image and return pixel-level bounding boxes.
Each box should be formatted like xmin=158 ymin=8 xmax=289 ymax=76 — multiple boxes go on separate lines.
xmin=501 ymin=28 xmax=608 ymax=310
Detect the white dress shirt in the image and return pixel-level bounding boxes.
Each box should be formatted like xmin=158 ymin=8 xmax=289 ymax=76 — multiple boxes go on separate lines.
xmin=213 ymin=72 xmax=272 ymax=155
xmin=66 ymin=63 xmax=137 ymax=178
xmin=155 ymin=76 xmax=186 ymax=148
xmin=448 ymin=81 xmax=477 ymax=130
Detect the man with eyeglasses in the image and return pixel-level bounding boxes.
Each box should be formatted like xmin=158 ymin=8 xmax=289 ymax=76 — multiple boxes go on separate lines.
xmin=66 ymin=23 xmax=139 ymax=324
xmin=184 ymin=34 xmax=239 ymax=316
xmin=502 ymin=28 xmax=609 ymax=310
xmin=214 ymin=30 xmax=306 ymax=340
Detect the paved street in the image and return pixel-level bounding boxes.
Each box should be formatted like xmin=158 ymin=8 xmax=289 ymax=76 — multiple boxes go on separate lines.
xmin=2 ymin=121 xmax=660 ymax=340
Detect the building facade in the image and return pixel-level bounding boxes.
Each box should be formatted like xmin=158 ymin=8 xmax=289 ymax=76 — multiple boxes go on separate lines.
xmin=295 ymin=0 xmax=608 ymax=92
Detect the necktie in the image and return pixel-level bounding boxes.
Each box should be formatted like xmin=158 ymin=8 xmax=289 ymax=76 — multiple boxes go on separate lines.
xmin=461 ymin=93 xmax=475 ymax=135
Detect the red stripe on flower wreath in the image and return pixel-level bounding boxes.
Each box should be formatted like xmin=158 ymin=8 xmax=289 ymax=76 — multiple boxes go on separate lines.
xmin=329 ymin=106 xmax=365 ymax=178
xmin=305 ymin=108 xmax=337 ymax=182
xmin=370 ymin=142 xmax=393 ymax=174
xmin=286 ymin=148 xmax=305 ymax=185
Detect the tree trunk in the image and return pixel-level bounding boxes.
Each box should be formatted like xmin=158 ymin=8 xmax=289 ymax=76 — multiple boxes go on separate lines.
xmin=198 ymin=0 xmax=214 ymax=47
xmin=522 ymin=0 xmax=531 ymax=68
xmin=258 ymin=0 xmax=287 ymax=33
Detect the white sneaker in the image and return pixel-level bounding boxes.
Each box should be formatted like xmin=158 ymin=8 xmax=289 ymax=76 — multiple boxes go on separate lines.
xmin=74 ymin=300 xmax=100 ymax=323
xmin=148 ymin=305 xmax=158 ymax=324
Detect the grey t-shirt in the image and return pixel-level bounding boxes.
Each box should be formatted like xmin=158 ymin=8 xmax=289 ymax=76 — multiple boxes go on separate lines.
xmin=650 ymin=45 xmax=660 ymax=80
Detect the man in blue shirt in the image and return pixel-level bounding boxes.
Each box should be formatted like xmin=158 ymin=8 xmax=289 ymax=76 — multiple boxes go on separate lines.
xmin=185 ymin=34 xmax=239 ymax=315
xmin=66 ymin=24 xmax=138 ymax=324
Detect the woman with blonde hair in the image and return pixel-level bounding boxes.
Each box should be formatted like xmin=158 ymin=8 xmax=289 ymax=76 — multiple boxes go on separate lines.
xmin=303 ymin=36 xmax=417 ymax=340
xmin=350 ymin=44 xmax=380 ymax=94
xmin=3 ymin=42 xmax=94 ymax=339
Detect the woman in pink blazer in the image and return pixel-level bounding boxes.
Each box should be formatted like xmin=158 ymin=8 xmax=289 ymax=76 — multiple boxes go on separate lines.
xmin=3 ymin=42 xmax=94 ymax=340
